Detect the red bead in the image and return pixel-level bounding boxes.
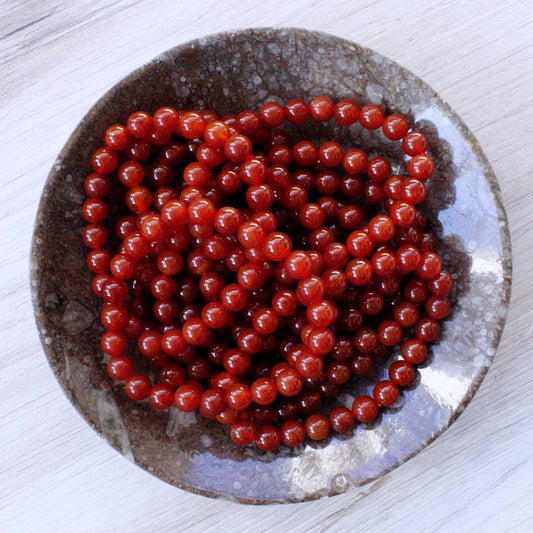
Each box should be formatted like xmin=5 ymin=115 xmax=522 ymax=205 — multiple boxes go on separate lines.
xmin=204 ymin=120 xmax=230 ymax=147
xmin=299 ymin=203 xmax=325 ymax=229
xmin=238 ymin=263 xmax=267 ymax=291
xmin=346 ymin=258 xmax=373 ymax=286
xmin=359 ymin=104 xmax=385 ymax=129
xmin=285 ymin=98 xmax=309 ymax=124
xmin=402 ymin=178 xmax=427 ymax=204
xmin=408 ymin=153 xmax=435 ymax=180
xmin=188 ymin=198 xmax=215 ymax=225
xmin=160 ymin=363 xmax=186 ymax=388
xmin=250 ymin=377 xmax=278 ymax=406
xmin=353 ymin=327 xmax=379 ymax=353
xmin=281 ymin=420 xmax=306 ymax=446
xmin=330 ymin=406 xmax=355 ymax=433
xmin=335 ymin=99 xmax=360 ymax=125
xmin=368 ymin=215 xmax=395 ymax=242
xmin=246 ymin=184 xmax=274 ymax=211
xmin=307 ymin=300 xmax=337 ymax=328
xmin=402 ymin=131 xmax=428 ymax=156
xmin=107 ymin=355 xmax=134 ymax=380
xmin=292 ymin=140 xmax=318 ymax=167
xmin=318 ymin=141 xmax=343 ymax=168
xmin=404 ymin=279 xmax=429 ymax=304
xmin=396 ymin=245 xmax=422 ymax=273
xmin=352 ymin=395 xmax=379 ymax=422
xmin=236 ymin=110 xmax=262 ymax=136
xmin=85 ymin=173 xmax=111 ymax=198
xmin=294 ymin=347 xmax=324 ymax=378
xmin=315 ymin=171 xmax=340 ymax=195
xmin=425 ymin=296 xmax=451 ymax=319
xmin=149 ymin=383 xmax=175 ymax=410
xmin=127 ymin=111 xmax=152 ymax=139
xmin=126 ymin=186 xmax=152 ymax=213
xmin=367 ymin=157 xmax=391 ymax=182
xmin=83 ymin=224 xmax=108 ymax=249
xmin=91 ymin=147 xmax=119 ymax=175
xmin=253 ymin=308 xmax=280 ymax=335
xmin=276 ymin=367 xmax=304 ymax=397
xmin=105 ymin=124 xmax=131 ymax=151
xmin=224 ymin=348 xmax=252 ymax=375
xmin=310 ymin=96 xmax=334 ymax=121
xmin=101 ymin=303 xmax=129 ymax=331
xmin=182 ymin=318 xmax=211 ymax=346
xmin=324 ymin=243 xmax=350 ymax=269
xmin=220 ymin=283 xmax=249 ymax=312
xmin=231 ymin=421 xmax=256 ymax=445
xmin=327 ymin=361 xmax=351 ymax=385
xmin=285 ymin=251 xmax=312 ymax=280
xmin=359 ymin=290 xmax=384 ymax=315
xmin=224 ymin=134 xmax=252 ymax=162
xmin=373 ymin=380 xmax=399 ymax=406
xmin=389 ymin=201 xmax=416 ymax=228
xmin=179 ymin=111 xmax=205 ymax=139
xmin=259 ymin=101 xmax=286 ymax=127
xmin=306 ymin=327 xmax=335 ymax=355
xmin=125 ymin=374 xmax=152 ymax=400
xmin=343 ymin=148 xmax=368 ymax=175
xmin=271 ymin=289 xmax=297 ymax=317
xmin=306 ymin=414 xmax=330 ymax=440
xmin=365 ymin=182 xmax=386 ymax=204
xmin=401 ymin=338 xmax=428 ymax=364
xmin=382 ymin=114 xmax=409 ymax=140
xmin=371 ymin=250 xmax=396 ymax=277
xmin=87 ymin=249 xmax=111 ymax=273
xmin=352 ymin=354 xmax=373 ymax=375
xmin=240 ymin=157 xmax=267 ymax=185
xmin=347 ymin=230 xmax=374 ymax=258
xmin=226 ymin=383 xmax=252 ymax=411
xmin=82 ymin=199 xmax=108 ymax=223
xmin=389 ymin=361 xmax=416 ymax=387
xmin=427 ymin=270 xmax=454 ymax=296
xmin=393 ymin=301 xmax=420 ymax=327
xmin=417 ymin=252 xmax=442 ymax=280
xmin=256 ymin=425 xmax=281 ymax=451
xmin=377 ymin=320 xmax=403 ymax=346
xmin=175 ymin=381 xmax=203 ymax=411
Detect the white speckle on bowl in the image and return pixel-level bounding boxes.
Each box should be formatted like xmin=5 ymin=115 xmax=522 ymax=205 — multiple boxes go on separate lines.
xmin=176 ymin=85 xmax=190 ymax=97
xmin=201 ymin=434 xmax=212 ymax=447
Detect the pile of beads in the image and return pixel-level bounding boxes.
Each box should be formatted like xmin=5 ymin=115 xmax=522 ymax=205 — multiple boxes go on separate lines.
xmin=83 ymin=96 xmax=452 ymax=451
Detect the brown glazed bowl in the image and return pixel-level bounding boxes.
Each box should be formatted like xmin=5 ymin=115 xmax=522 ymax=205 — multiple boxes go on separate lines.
xmin=31 ymin=28 xmax=512 ymax=503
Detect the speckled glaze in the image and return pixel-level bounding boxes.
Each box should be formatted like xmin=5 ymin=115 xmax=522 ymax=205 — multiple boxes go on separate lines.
xmin=30 ymin=28 xmax=511 ymax=504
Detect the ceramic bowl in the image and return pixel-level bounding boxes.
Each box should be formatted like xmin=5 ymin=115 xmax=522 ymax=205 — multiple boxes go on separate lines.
xmin=31 ymin=28 xmax=512 ymax=503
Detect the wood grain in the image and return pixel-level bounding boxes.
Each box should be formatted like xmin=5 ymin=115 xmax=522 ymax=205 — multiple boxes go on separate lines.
xmin=1 ymin=0 xmax=532 ymax=531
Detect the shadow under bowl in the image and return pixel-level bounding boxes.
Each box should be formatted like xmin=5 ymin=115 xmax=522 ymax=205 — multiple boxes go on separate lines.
xmin=30 ymin=28 xmax=512 ymax=503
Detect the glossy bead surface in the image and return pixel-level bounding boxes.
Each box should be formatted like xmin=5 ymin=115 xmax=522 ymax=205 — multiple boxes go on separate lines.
xmin=306 ymin=414 xmax=330 ymax=441
xmin=352 ymin=395 xmax=379 ymax=422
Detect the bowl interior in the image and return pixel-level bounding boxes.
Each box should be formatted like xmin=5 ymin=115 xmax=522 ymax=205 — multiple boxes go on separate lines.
xmin=31 ymin=28 xmax=511 ymax=503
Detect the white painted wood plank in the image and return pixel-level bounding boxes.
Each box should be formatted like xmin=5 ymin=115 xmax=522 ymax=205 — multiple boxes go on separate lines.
xmin=1 ymin=0 xmax=532 ymax=531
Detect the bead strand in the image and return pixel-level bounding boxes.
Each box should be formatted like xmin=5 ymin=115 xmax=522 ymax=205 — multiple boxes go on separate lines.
xmin=81 ymin=97 xmax=448 ymax=450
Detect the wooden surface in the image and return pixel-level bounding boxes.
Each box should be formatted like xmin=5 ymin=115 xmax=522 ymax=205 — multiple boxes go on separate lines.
xmin=1 ymin=1 xmax=532 ymax=531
